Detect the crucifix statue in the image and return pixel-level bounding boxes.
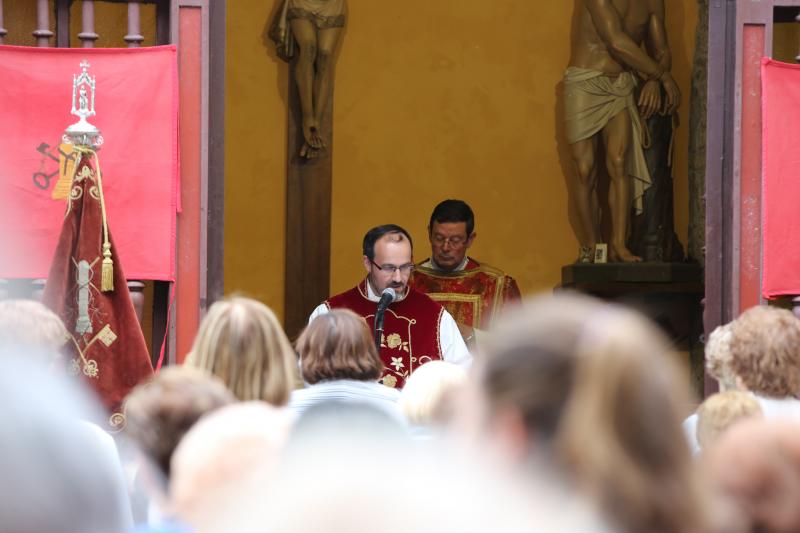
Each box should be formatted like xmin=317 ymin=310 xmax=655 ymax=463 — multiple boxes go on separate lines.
xmin=270 ymin=0 xmax=347 ymax=159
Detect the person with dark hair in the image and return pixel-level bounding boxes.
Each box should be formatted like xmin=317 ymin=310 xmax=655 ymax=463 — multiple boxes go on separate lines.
xmin=310 ymin=224 xmax=470 ymax=389
xmin=410 ymin=200 xmax=521 ymax=342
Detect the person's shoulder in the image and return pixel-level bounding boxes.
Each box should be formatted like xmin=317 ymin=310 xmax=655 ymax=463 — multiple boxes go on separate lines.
xmin=466 ymin=257 xmax=511 ymax=278
xmin=406 ymin=287 xmax=446 ymax=311
xmin=326 ymin=282 xmax=365 ymax=305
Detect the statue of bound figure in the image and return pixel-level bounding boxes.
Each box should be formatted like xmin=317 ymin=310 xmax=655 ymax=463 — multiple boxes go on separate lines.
xmin=564 ymin=0 xmax=682 ymax=263
xmin=269 ymin=0 xmax=347 ymax=159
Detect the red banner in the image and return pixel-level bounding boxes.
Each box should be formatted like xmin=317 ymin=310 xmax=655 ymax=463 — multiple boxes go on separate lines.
xmin=42 ymin=152 xmax=153 ymax=429
xmin=0 ymin=45 xmax=178 ymax=280
xmin=762 ymin=58 xmax=800 ymax=298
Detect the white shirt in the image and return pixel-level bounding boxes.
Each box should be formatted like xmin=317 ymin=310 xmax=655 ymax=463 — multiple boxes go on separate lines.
xmin=288 ymin=379 xmax=403 ymax=422
xmin=420 ymin=256 xmax=470 ymax=272
xmin=309 ymin=282 xmax=472 ymax=370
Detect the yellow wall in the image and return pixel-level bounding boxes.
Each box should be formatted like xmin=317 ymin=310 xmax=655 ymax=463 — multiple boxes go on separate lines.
xmin=226 ymin=0 xmax=698 ymax=320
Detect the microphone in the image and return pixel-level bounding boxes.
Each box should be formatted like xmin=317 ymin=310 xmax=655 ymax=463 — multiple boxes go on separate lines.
xmin=377 ymin=287 xmax=396 ymax=312
xmin=374 ymin=287 xmax=397 ymax=352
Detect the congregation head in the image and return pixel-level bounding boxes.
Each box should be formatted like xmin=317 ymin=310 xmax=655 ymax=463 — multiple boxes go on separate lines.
xmin=466 ymin=292 xmax=707 ymax=533
xmin=123 ymin=365 xmax=236 ymax=479
xmin=0 ymin=352 xmax=131 ymax=533
xmin=185 ymin=295 xmax=297 ymax=406
xmin=0 ymin=298 xmax=68 ymax=357
xmin=296 ymin=309 xmax=383 ymax=384
xmin=170 ymin=401 xmax=290 ymax=533
xmin=727 ymin=306 xmax=800 ymax=398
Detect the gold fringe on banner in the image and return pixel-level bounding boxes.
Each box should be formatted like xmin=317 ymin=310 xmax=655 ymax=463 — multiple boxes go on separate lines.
xmin=71 ymin=146 xmax=114 ymax=293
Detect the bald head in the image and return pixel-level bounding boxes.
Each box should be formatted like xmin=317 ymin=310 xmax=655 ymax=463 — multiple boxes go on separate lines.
xmin=170 ymin=402 xmax=290 ymax=533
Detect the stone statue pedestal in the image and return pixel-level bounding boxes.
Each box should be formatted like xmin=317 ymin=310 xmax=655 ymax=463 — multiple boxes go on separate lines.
xmin=559 ymin=262 xmax=704 ymax=396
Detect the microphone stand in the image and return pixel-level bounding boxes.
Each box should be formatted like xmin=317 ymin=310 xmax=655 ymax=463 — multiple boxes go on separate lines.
xmin=374 ymin=308 xmax=386 ymax=354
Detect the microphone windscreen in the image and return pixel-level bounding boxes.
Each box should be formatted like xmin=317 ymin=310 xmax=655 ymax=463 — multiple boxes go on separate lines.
xmin=382 ymin=287 xmax=396 ymax=302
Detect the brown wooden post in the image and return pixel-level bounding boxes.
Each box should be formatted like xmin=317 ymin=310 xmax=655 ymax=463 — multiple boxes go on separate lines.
xmin=78 ymin=0 xmax=98 ymax=48
xmin=283 ymin=70 xmax=333 ymax=340
xmin=125 ymin=1 xmax=144 ymax=48
xmin=170 ymin=0 xmax=221 ymax=363
xmin=33 ymin=0 xmax=53 ymax=46
xmin=0 ymin=0 xmax=7 ymax=45
xmin=56 ymin=0 xmax=71 ymax=48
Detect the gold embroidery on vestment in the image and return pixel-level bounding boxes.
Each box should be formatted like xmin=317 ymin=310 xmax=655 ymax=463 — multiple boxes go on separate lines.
xmin=97 ymin=324 xmax=117 ymax=347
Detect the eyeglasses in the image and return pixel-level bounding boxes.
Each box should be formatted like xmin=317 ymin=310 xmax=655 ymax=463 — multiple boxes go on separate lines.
xmin=431 ymin=234 xmax=468 ymax=247
xmin=369 ymin=259 xmax=415 ymax=275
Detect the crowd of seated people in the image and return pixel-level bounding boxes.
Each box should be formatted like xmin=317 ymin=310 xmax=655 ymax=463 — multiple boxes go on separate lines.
xmin=2 ymin=293 xmax=800 ymax=533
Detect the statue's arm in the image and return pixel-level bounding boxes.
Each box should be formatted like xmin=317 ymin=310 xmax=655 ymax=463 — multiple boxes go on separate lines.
xmin=646 ymin=0 xmax=681 ymax=113
xmin=583 ymin=0 xmax=662 ymax=78
xmin=645 ymin=0 xmax=671 ymax=72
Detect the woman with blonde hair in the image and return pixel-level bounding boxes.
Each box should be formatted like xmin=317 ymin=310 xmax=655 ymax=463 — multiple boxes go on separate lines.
xmin=186 ymin=296 xmax=296 ymax=406
xmin=466 ymin=292 xmax=710 ymax=533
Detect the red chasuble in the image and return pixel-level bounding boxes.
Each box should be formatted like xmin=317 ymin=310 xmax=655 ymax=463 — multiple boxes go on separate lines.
xmin=325 ymin=279 xmax=444 ymax=388
xmin=42 ymin=153 xmax=153 ymax=431
xmin=410 ymin=257 xmax=521 ymax=332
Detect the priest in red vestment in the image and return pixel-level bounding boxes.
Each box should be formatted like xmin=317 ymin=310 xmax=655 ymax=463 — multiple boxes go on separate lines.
xmin=410 ymin=200 xmax=521 ymax=342
xmin=310 ymin=224 xmax=470 ymax=389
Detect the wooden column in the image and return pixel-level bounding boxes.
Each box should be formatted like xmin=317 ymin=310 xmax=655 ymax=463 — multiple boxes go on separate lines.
xmin=0 ymin=0 xmax=7 ymax=45
xmin=78 ymin=0 xmax=98 ymax=48
xmin=33 ymin=0 xmax=53 ymax=46
xmin=283 ymin=71 xmax=333 ymax=339
xmin=738 ymin=24 xmax=765 ymax=312
xmin=170 ymin=0 xmax=221 ymax=363
xmin=56 ymin=0 xmax=70 ymax=48
xmin=125 ymin=1 xmax=144 ymax=48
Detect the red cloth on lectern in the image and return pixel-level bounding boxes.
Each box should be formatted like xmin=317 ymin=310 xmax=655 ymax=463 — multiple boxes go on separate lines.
xmin=0 ymin=45 xmax=178 ymax=281
xmin=42 ymin=154 xmax=153 ymax=429
xmin=325 ymin=279 xmax=444 ymax=388
xmin=762 ymin=58 xmax=800 ymax=298
xmin=410 ymin=258 xmax=521 ymax=331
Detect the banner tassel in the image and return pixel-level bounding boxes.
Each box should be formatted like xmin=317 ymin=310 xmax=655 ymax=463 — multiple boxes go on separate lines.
xmin=101 ymin=241 xmax=114 ymax=292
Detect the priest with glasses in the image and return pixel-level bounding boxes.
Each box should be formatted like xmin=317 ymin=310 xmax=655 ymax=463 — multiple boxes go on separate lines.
xmin=310 ymin=224 xmax=470 ymax=389
xmin=410 ymin=200 xmax=522 ymax=345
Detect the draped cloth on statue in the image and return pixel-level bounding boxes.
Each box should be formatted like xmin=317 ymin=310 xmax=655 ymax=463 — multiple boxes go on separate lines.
xmin=564 ymin=66 xmax=651 ymax=214
xmin=761 ymin=58 xmax=800 ymax=298
xmin=325 ymin=279 xmax=444 ymax=389
xmin=269 ymin=0 xmax=347 ymax=61
xmin=0 ymin=45 xmax=178 ymax=280
xmin=410 ymin=258 xmax=521 ymax=333
xmin=42 ymin=153 xmax=153 ymax=431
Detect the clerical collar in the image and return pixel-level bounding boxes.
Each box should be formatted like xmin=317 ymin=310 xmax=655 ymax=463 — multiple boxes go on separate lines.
xmin=366 ymin=279 xmax=407 ymax=303
xmin=426 ymin=256 xmax=469 ymax=272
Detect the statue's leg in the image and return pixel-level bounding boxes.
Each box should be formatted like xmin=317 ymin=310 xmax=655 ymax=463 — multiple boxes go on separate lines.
xmin=290 ymin=18 xmax=322 ymax=149
xmin=602 ymin=108 xmax=641 ymax=262
xmin=568 ymin=136 xmax=601 ymax=254
xmin=312 ymin=26 xmax=344 ymax=150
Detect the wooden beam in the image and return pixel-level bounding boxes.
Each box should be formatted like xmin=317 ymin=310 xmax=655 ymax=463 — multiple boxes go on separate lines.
xmin=176 ymin=5 xmax=203 ymax=362
xmin=283 ymin=65 xmax=333 ymax=340
xmin=207 ymin=0 xmax=225 ymax=305
xmin=704 ymin=0 xmax=737 ymax=396
xmin=739 ymin=24 xmax=765 ymax=312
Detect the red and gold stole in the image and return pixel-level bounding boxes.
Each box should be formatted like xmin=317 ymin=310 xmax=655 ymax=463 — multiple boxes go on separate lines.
xmin=326 ymin=279 xmax=444 ymax=388
xmin=410 ymin=258 xmax=521 ymax=331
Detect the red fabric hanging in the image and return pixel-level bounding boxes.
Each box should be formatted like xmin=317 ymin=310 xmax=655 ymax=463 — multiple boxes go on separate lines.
xmin=761 ymin=58 xmax=800 ymax=298
xmin=42 ymin=152 xmax=153 ymax=430
xmin=0 ymin=45 xmax=178 ymax=281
